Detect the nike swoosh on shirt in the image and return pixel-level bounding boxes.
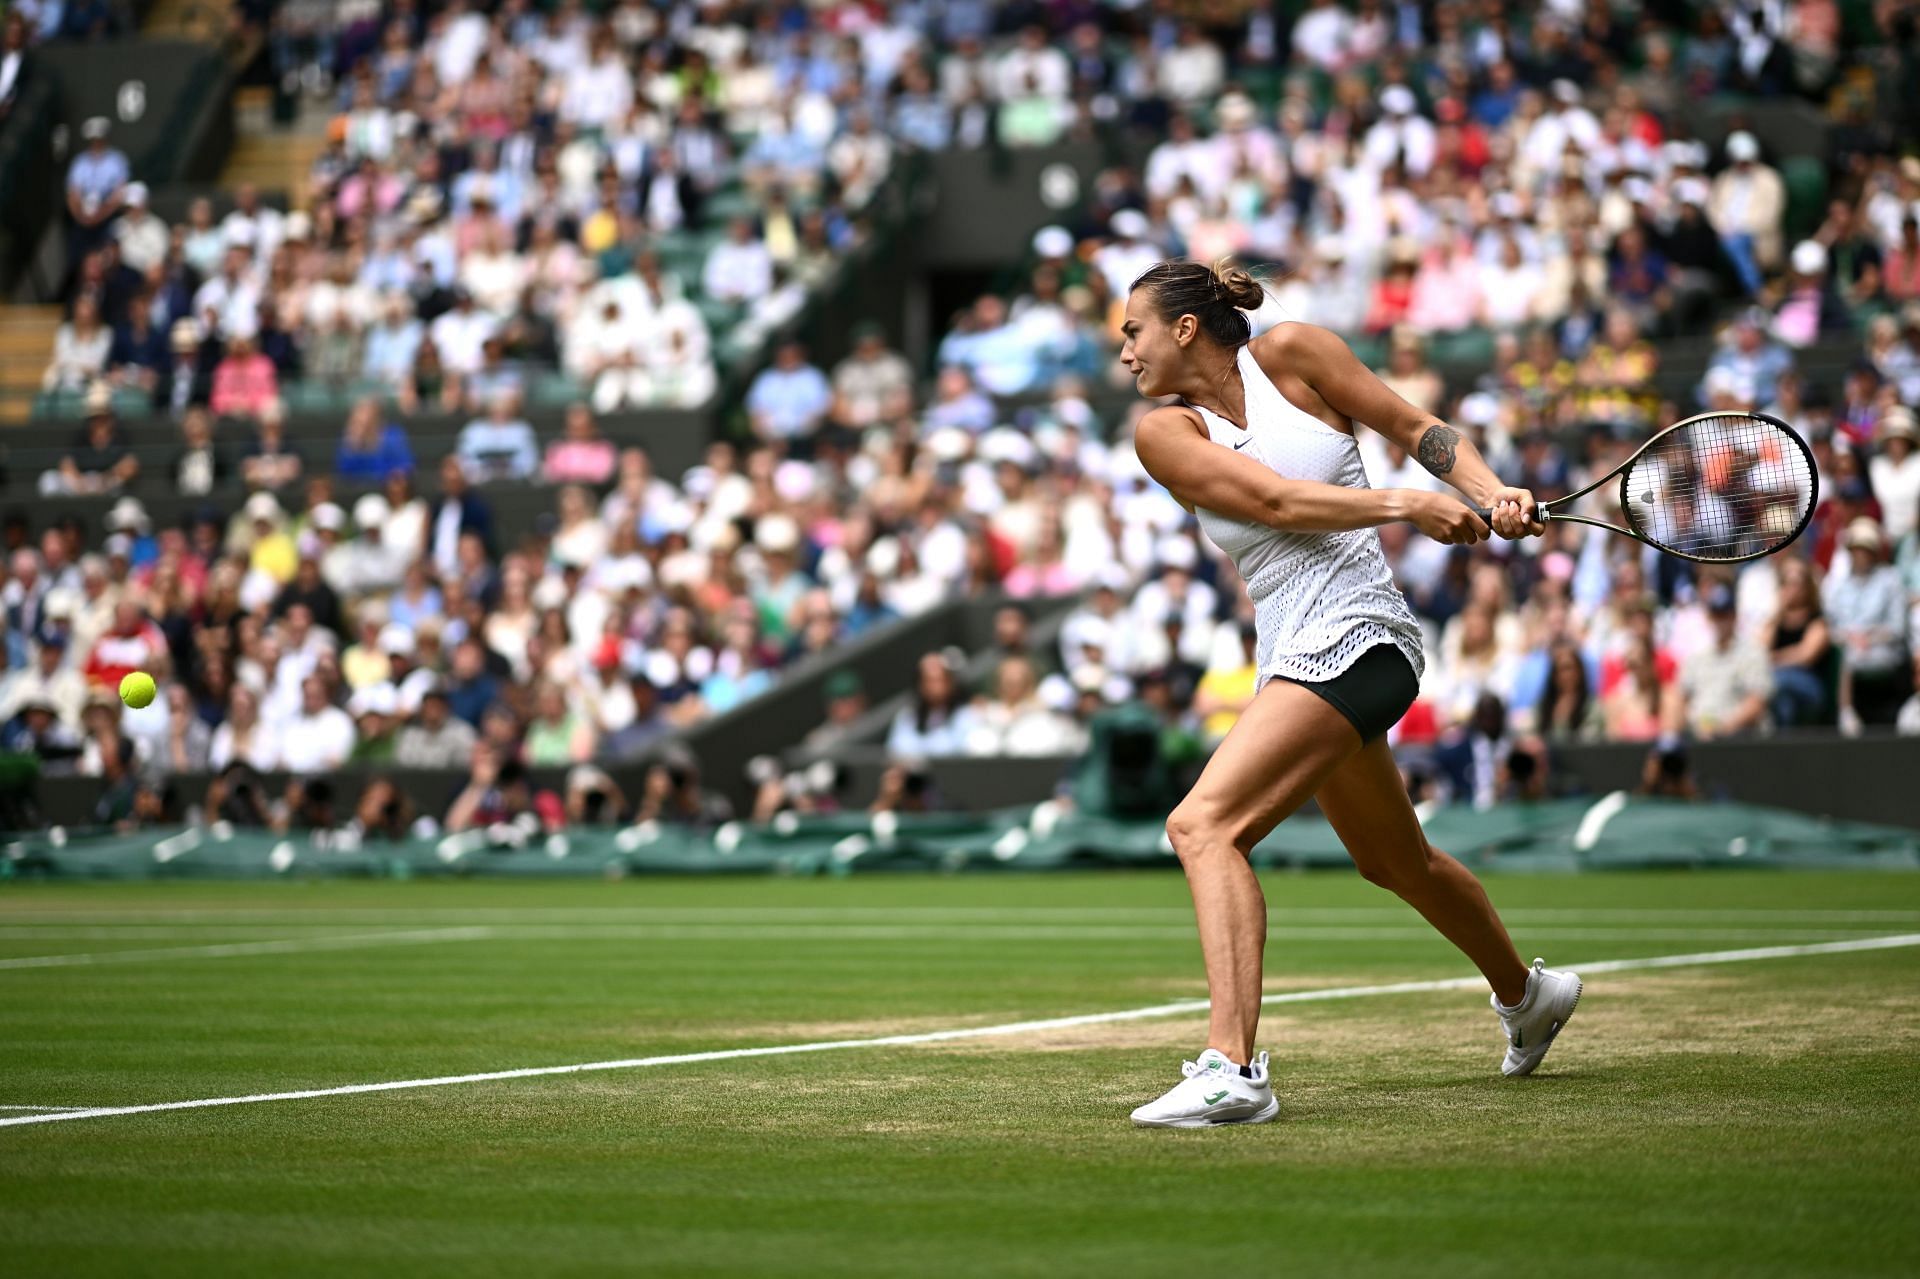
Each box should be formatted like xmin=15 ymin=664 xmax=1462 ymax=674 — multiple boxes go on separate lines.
xmin=1231 ymin=438 xmax=1251 ymax=451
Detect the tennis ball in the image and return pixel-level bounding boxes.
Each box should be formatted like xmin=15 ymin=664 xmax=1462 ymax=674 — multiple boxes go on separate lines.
xmin=119 ymin=671 xmax=157 ymax=709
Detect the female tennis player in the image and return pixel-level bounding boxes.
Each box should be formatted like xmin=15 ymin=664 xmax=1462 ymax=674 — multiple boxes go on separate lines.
xmin=1122 ymin=260 xmax=1582 ymax=1128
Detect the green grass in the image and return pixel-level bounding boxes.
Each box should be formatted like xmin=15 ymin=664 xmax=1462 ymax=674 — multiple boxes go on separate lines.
xmin=2 ymin=871 xmax=1917 ymax=1278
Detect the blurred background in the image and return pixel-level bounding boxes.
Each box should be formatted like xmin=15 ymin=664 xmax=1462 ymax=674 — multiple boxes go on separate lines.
xmin=2 ymin=0 xmax=1918 ymax=863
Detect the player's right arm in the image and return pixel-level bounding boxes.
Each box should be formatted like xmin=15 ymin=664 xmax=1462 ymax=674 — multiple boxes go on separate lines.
xmin=1132 ymin=406 xmax=1488 ymax=544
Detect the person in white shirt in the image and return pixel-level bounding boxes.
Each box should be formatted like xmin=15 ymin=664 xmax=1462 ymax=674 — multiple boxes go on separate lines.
xmin=278 ymin=675 xmax=357 ymax=775
xmin=428 ymin=289 xmax=498 ymax=377
xmin=993 ymin=26 xmax=1069 ymax=101
xmin=112 ymin=184 xmax=169 ymax=275
xmin=560 ymin=28 xmax=634 ymax=129
xmin=1159 ymin=23 xmax=1226 ymax=104
xmin=1869 ymin=407 xmax=1920 ymax=544
xmin=1290 ymin=0 xmax=1356 ymax=70
xmin=1364 ymin=85 xmax=1436 ymax=176
xmin=192 ymin=245 xmax=264 ymax=341
xmin=702 ymin=218 xmax=773 ymax=303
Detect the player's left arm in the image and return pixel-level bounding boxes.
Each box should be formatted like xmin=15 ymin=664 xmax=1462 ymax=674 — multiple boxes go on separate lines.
xmin=1252 ymin=323 xmax=1542 ymax=537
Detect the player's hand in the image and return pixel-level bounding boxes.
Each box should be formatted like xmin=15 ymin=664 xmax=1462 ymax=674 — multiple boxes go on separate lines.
xmin=1485 ymin=485 xmax=1546 ymax=539
xmin=1407 ymin=491 xmax=1492 ymax=545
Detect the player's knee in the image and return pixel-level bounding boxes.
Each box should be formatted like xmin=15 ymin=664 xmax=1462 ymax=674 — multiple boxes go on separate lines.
xmin=1165 ymin=805 xmax=1229 ymax=868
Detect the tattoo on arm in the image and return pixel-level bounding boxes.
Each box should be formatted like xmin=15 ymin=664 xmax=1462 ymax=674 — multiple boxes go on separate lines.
xmin=1415 ymin=424 xmax=1460 ymax=476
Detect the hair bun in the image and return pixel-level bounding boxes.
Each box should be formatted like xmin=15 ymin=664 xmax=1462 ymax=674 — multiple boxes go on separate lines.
xmin=1211 ymin=261 xmax=1266 ymax=310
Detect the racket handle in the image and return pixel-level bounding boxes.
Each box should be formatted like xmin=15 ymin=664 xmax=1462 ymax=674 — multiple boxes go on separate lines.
xmin=1468 ymin=502 xmax=1552 ymax=535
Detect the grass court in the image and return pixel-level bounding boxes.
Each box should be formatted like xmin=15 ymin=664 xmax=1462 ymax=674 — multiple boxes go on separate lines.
xmin=3 ymin=870 xmax=1916 ymax=1277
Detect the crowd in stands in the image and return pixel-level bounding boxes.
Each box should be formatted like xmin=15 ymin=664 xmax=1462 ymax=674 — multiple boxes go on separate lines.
xmin=9 ymin=3 xmax=1920 ymax=830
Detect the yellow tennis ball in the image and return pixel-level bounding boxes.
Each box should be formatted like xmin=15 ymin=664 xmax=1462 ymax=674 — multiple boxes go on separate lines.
xmin=119 ymin=671 xmax=157 ymax=709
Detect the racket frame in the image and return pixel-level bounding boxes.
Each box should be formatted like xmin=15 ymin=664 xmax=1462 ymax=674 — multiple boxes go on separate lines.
xmin=1470 ymin=410 xmax=1819 ymax=564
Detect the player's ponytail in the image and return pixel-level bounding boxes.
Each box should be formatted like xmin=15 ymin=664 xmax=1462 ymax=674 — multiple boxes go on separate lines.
xmin=1129 ymin=258 xmax=1265 ymax=347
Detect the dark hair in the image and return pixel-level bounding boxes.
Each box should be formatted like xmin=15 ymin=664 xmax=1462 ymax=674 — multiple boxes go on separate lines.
xmin=1129 ymin=259 xmax=1264 ymax=347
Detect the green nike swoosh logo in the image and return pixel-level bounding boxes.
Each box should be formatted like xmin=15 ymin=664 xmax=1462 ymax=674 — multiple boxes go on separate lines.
xmin=1203 ymin=1090 xmax=1229 ymax=1105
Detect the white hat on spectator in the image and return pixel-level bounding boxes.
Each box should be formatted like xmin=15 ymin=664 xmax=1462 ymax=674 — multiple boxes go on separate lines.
xmin=123 ymin=182 xmax=148 ymax=208
xmin=1457 ymin=392 xmax=1501 ymax=429
xmin=1674 ymin=176 xmax=1711 ymax=207
xmin=104 ymin=533 xmax=133 ymax=560
xmin=1094 ymin=564 xmax=1132 ymax=593
xmin=1726 ymin=131 xmax=1760 ymax=163
xmin=980 ymin=427 xmax=1039 ymax=469
xmin=866 ymin=537 xmax=902 ymax=578
xmin=1032 ymin=225 xmax=1074 ymax=259
xmin=755 ymin=512 xmax=800 ymax=555
xmin=295 ymin=529 xmax=325 ymax=561
xmin=644 ymin=651 xmax=682 ymax=689
xmin=310 ymin=503 xmax=347 ymax=533
xmin=225 ymin=221 xmax=257 ymax=250
xmin=1039 ymin=672 xmax=1078 ymax=713
xmin=244 ymin=492 xmax=283 ymax=524
xmin=1878 ymin=405 xmax=1918 ymax=443
xmin=1622 ymin=177 xmax=1654 ymax=205
xmin=774 ymin=459 xmax=816 ymax=502
xmin=378 ymin=623 xmax=416 ymax=657
xmin=105 ymin=496 xmax=150 ymax=534
xmin=81 ymin=117 xmax=110 ymax=140
xmin=1109 ymin=208 xmax=1151 ymax=241
xmin=1551 ymin=79 xmax=1582 ymax=105
xmin=925 ymin=426 xmax=974 ymax=462
xmin=1380 ymin=84 xmax=1416 ymax=116
xmin=284 ymin=210 xmax=313 ymax=241
xmin=352 ymin=493 xmax=391 ymax=529
xmin=1843 ymin=516 xmax=1885 ymax=551
xmin=239 ymin=568 xmax=278 ymax=612
xmin=1790 ymin=240 xmax=1828 ymax=276
xmin=1314 ymin=235 xmax=1349 ymax=263
xmin=85 ymin=382 xmax=114 ymax=415
xmin=1155 ymin=535 xmax=1199 ymax=572
xmin=349 ymin=684 xmax=399 ymax=718
xmin=44 ymin=588 xmax=79 ymax=619
xmin=1218 ymin=92 xmax=1256 ymax=128
xmin=599 ymin=556 xmax=653 ymax=594
xmin=531 ymin=576 xmax=569 ymax=612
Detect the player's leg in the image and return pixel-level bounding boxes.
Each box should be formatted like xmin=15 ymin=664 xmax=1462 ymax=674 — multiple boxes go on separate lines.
xmin=1131 ymin=680 xmax=1361 ymax=1128
xmin=1315 ymin=738 xmax=1581 ymax=1076
xmin=1315 ymin=736 xmax=1528 ymax=1001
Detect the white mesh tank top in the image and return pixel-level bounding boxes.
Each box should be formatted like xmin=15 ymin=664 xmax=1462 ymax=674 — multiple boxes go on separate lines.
xmin=1190 ymin=344 xmax=1425 ymax=686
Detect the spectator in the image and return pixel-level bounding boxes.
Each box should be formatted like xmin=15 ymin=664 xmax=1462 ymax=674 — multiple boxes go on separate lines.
xmin=278 ymin=674 xmax=355 ymax=774
xmin=830 ymin=322 xmax=913 ymax=430
xmin=65 ymin=117 xmax=128 ymax=269
xmin=44 ymin=405 xmax=139 ymax=495
xmin=239 ymin=404 xmax=303 ymax=492
xmin=962 ymin=654 xmax=1084 ymax=756
xmin=1602 ymin=633 xmax=1672 ymax=743
xmin=334 ymin=398 xmax=414 ymax=481
xmin=1827 ymin=518 xmax=1911 ymax=730
xmin=457 ymin=391 xmax=539 ymax=482
xmin=445 ymin=746 xmax=554 ymax=834
xmin=702 ymin=216 xmax=773 ymax=304
xmin=208 ymin=684 xmax=279 ymax=772
xmin=745 ymin=341 xmax=832 ymax=454
xmin=1674 ymin=583 xmax=1773 ymax=739
xmin=44 ymin=294 xmax=112 ymax=393
xmin=630 ymin=745 xmax=732 ymax=827
xmin=542 ymin=403 xmax=617 ymax=485
xmin=394 ymin=684 xmax=478 ymax=769
xmin=1763 ymin=556 xmax=1833 ymax=728
xmin=210 ymin=335 xmax=280 ymax=421
xmin=428 ymin=455 xmax=495 ymax=577
xmin=886 ymin=651 xmax=970 ymax=757
xmin=1869 ymin=407 xmax=1920 ymax=544
xmin=112 ymin=182 xmax=167 ymax=276
xmin=1708 ymin=131 xmax=1785 ymax=296
xmin=523 ymin=679 xmax=595 ymax=765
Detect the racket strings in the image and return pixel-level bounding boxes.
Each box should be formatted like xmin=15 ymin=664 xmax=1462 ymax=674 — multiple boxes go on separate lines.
xmin=1621 ymin=414 xmax=1813 ymax=561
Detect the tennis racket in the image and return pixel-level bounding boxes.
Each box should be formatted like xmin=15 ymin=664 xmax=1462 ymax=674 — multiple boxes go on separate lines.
xmin=1471 ymin=410 xmax=1818 ymax=564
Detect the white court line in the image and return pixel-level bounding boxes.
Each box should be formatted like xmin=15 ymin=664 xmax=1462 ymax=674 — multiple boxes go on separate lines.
xmin=3 ymin=932 xmax=1914 ymax=1131
xmin=0 ymin=1105 xmax=97 ymax=1111
xmin=0 ymin=927 xmax=494 ymax=970
xmin=0 ymin=924 xmax=1898 ymax=955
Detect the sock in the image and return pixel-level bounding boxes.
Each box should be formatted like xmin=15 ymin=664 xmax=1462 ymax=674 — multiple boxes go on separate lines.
xmin=1237 ymin=1063 xmax=1256 ymax=1079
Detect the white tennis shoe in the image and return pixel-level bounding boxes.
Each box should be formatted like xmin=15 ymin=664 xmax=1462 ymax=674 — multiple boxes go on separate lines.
xmin=1493 ymin=958 xmax=1583 ymax=1077
xmin=1130 ymin=1048 xmax=1278 ymax=1128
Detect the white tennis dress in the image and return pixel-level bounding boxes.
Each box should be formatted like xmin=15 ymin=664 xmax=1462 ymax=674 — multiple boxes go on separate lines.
xmin=1189 ymin=344 xmax=1426 ymax=689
